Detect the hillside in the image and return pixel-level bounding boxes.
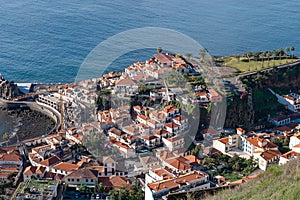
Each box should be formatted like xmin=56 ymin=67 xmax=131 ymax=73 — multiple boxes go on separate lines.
xmin=204 ymin=158 xmax=300 ymax=200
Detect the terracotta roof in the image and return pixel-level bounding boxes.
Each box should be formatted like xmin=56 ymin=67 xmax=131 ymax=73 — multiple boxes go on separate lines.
xmin=155 ymin=129 xmax=169 ymax=136
xmin=108 ymin=127 xmax=123 ymax=136
xmin=164 ymin=122 xmax=180 ymax=129
xmin=184 ymin=155 xmax=200 ymax=164
xmin=151 ymin=110 xmax=167 ymax=120
xmin=153 ymin=53 xmax=174 ymax=64
xmin=157 ymin=150 xmax=176 ymax=161
xmin=276 ymin=126 xmax=292 ymax=132
xmin=208 ymin=89 xmax=220 ymax=97
xmin=64 ymin=168 xmax=98 ymax=179
xmin=153 ymin=168 xmax=173 ymax=180
xmin=52 ymin=162 xmax=79 ymax=171
xmin=164 ymin=105 xmax=179 ymax=113
xmin=166 ymin=136 xmax=184 ymax=143
xmin=115 ymin=78 xmax=136 ymax=86
xmin=260 ymin=150 xmax=281 ymax=162
xmin=0 ymin=152 xmax=22 ymax=162
xmin=147 ymin=171 xmax=207 ymax=192
xmin=36 ymin=166 xmax=46 ymax=174
xmin=103 ymin=156 xmax=117 ymax=163
xmin=218 ymin=137 xmax=229 ymax=145
xmin=166 ymin=156 xmax=191 ymax=171
xmin=23 ymin=166 xmax=37 ymax=175
xmin=281 ymin=151 xmax=298 ymax=159
xmin=98 ymin=176 xmax=129 ymax=190
xmin=140 ymin=156 xmax=159 ymax=165
xmin=39 ymin=155 xmax=60 ymax=167
xmin=142 ymin=135 xmax=158 ymax=141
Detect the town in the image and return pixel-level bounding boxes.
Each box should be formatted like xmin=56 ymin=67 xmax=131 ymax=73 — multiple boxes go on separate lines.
xmin=0 ymin=51 xmax=300 ymax=200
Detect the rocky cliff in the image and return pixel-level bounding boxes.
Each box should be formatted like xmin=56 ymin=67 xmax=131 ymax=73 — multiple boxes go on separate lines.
xmin=0 ymin=78 xmax=20 ymax=100
xmin=224 ymin=63 xmax=300 ymax=130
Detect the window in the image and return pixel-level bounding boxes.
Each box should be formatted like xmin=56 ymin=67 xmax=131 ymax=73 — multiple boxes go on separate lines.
xmin=86 ymin=179 xmax=88 ymax=182
xmin=71 ymin=179 xmax=74 ymax=182
xmin=77 ymin=179 xmax=79 ymax=182
xmin=68 ymin=178 xmax=70 ymax=182
xmin=91 ymin=179 xmax=94 ymax=182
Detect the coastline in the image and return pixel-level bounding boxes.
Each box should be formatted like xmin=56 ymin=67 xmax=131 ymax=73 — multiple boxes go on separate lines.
xmin=0 ymin=101 xmax=56 ymax=145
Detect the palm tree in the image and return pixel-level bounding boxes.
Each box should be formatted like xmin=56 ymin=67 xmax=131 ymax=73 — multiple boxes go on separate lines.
xmin=95 ymin=182 xmax=106 ymax=193
xmin=157 ymin=47 xmax=162 ymax=53
xmin=290 ymin=46 xmax=295 ymax=59
xmin=278 ymin=48 xmax=284 ymax=64
xmin=244 ymin=52 xmax=253 ymax=71
xmin=3 ymin=132 xmax=9 ymax=147
xmin=285 ymin=47 xmax=290 ymax=63
xmin=272 ymin=49 xmax=277 ymax=66
xmin=266 ymin=50 xmax=271 ymax=67
xmin=199 ymin=48 xmax=207 ymax=61
xmin=253 ymin=52 xmax=261 ymax=70
xmin=260 ymin=52 xmax=265 ymax=68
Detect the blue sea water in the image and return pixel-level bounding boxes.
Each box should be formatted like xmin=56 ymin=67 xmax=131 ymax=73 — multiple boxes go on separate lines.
xmin=0 ymin=0 xmax=300 ymax=83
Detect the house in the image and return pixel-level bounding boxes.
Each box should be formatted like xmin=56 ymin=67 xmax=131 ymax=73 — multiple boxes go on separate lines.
xmin=240 ymin=136 xmax=278 ymax=156
xmin=289 ymin=133 xmax=300 ymax=149
xmin=153 ymin=53 xmax=175 ymax=67
xmin=164 ymin=122 xmax=180 ymax=135
xmin=37 ymin=155 xmax=61 ymax=171
xmin=51 ymin=162 xmax=80 ymax=175
xmin=270 ymin=115 xmax=291 ymax=126
xmin=165 ymin=156 xmax=191 ymax=174
xmin=208 ymin=89 xmax=223 ymax=102
xmin=114 ymin=78 xmax=138 ymax=96
xmin=150 ymin=110 xmax=168 ymax=124
xmin=163 ymin=105 xmax=180 ymax=119
xmin=279 ymin=151 xmax=299 ymax=165
xmin=98 ymin=176 xmax=130 ymax=191
xmin=103 ymin=156 xmax=117 ymax=176
xmin=145 ymin=171 xmax=210 ymax=200
xmin=283 ymin=92 xmax=300 ymax=112
xmin=162 ymin=136 xmax=185 ymax=151
xmin=64 ymin=168 xmax=98 ymax=188
xmin=275 ymin=126 xmax=293 ymax=136
xmin=140 ymin=155 xmax=161 ymax=171
xmin=140 ymin=135 xmax=161 ymax=150
xmin=201 ymin=127 xmax=219 ymax=140
xmin=254 ymin=150 xmax=281 ymax=171
xmin=108 ymin=127 xmax=124 ymax=139
xmin=212 ymin=134 xmax=239 ymax=154
xmin=23 ymin=166 xmax=46 ymax=180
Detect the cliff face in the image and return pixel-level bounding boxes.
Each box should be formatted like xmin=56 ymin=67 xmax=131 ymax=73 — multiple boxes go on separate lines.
xmin=224 ymin=63 xmax=300 ymax=130
xmin=0 ymin=79 xmax=20 ymax=100
xmin=225 ymin=91 xmax=254 ymax=130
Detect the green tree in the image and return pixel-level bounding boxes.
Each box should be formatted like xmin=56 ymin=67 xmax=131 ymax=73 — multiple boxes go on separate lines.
xmin=272 ymin=49 xmax=277 ymax=66
xmin=200 ymin=48 xmax=207 ymax=61
xmin=266 ymin=50 xmax=271 ymax=67
xmin=244 ymin=52 xmax=253 ymax=71
xmin=2 ymin=132 xmax=9 ymax=147
xmin=157 ymin=47 xmax=162 ymax=53
xmin=95 ymin=182 xmax=106 ymax=193
xmin=290 ymin=46 xmax=295 ymax=59
xmin=278 ymin=48 xmax=284 ymax=64
xmin=285 ymin=47 xmax=290 ymax=63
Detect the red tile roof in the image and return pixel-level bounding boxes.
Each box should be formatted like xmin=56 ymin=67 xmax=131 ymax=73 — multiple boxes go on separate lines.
xmin=39 ymin=155 xmax=60 ymax=167
xmin=52 ymin=162 xmax=79 ymax=171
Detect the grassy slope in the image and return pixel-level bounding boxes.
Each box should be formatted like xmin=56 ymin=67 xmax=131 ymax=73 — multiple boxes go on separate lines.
xmin=204 ymin=158 xmax=300 ymax=200
xmin=224 ymin=57 xmax=298 ymax=73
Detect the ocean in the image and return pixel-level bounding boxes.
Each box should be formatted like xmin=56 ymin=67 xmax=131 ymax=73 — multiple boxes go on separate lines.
xmin=0 ymin=0 xmax=300 ymax=134
xmin=0 ymin=0 xmax=299 ymax=83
